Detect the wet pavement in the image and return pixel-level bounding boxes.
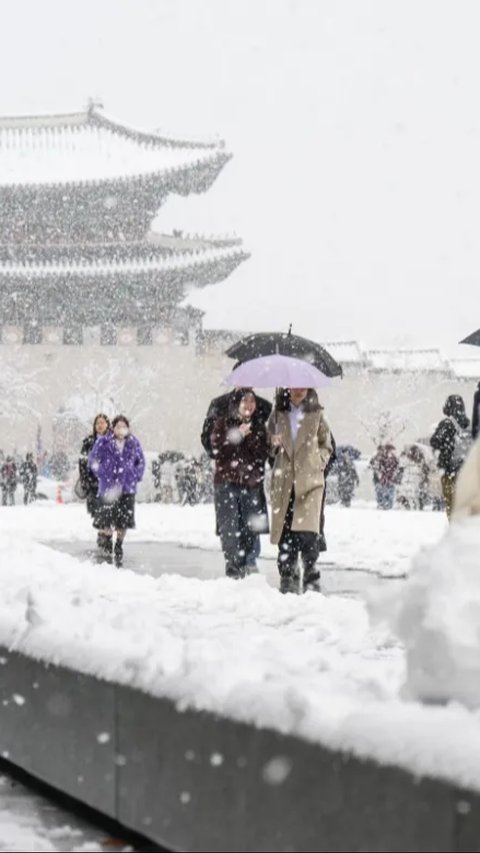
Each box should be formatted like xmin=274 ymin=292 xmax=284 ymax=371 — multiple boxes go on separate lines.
xmin=44 ymin=539 xmax=405 ymax=599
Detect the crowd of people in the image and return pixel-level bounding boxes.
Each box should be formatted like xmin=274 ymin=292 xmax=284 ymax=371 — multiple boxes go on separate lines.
xmin=198 ymin=385 xmax=480 ymax=582
xmin=367 ymin=393 xmax=476 ymax=516
xmin=2 ymin=381 xmax=479 ymax=581
xmin=0 ymin=452 xmax=38 ymax=506
xmin=151 ymin=453 xmax=213 ymax=505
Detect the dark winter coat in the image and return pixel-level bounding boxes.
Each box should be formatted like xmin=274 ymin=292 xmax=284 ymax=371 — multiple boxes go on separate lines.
xmin=20 ymin=460 xmax=37 ymax=491
xmin=472 ymin=384 xmax=480 ymax=440
xmin=431 ymin=395 xmax=471 ymax=477
xmin=88 ymin=433 xmax=145 ymax=497
xmin=201 ymin=392 xmax=272 ymax=459
xmin=79 ymin=434 xmax=99 ymax=497
xmin=369 ymin=449 xmax=399 ymax=486
xmin=211 ymin=416 xmax=268 ymax=488
xmin=1 ymin=461 xmax=17 ymax=488
xmin=431 ymin=416 xmax=471 ymax=477
xmin=336 ymin=455 xmax=359 ymax=494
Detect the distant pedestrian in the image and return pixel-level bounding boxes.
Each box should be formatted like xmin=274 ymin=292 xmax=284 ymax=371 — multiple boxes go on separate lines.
xmin=431 ymin=395 xmax=471 ymax=518
xmin=88 ymin=415 xmax=145 ymax=566
xmin=78 ymin=414 xmax=111 ymax=545
xmin=369 ymin=445 xmax=399 ymax=510
xmin=20 ymin=453 xmax=38 ymax=505
xmin=1 ymin=457 xmax=17 ymax=506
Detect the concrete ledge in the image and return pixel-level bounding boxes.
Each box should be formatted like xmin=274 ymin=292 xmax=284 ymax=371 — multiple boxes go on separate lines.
xmin=0 ymin=647 xmax=479 ymax=852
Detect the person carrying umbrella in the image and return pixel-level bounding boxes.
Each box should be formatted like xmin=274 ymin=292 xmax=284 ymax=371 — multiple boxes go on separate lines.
xmin=267 ymin=387 xmax=332 ymax=589
xmin=201 ymin=387 xmax=271 ymax=570
xmin=210 ymin=388 xmax=269 ymax=579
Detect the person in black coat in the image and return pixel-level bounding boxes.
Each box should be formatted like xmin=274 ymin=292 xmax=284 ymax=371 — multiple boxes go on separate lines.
xmin=79 ymin=414 xmax=111 ymax=539
xmin=19 ymin=453 xmax=38 ymax=504
xmin=472 ymin=382 xmax=480 ymax=440
xmin=201 ymin=391 xmax=272 ymax=457
xmin=431 ymin=395 xmax=470 ymax=518
xmin=201 ymin=390 xmax=271 ymax=570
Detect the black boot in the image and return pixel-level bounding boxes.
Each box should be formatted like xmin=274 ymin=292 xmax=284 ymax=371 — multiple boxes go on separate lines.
xmin=280 ymin=575 xmax=299 ymax=594
xmin=98 ymin=533 xmax=113 ymax=562
xmin=114 ymin=539 xmax=124 ymax=568
xmin=303 ymin=563 xmax=320 ymax=585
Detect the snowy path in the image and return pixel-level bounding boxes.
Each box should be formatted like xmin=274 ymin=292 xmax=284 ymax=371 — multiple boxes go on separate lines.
xmin=44 ymin=539 xmax=404 ymax=599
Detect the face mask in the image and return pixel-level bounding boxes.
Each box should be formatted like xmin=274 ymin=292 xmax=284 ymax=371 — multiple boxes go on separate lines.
xmin=116 ymin=427 xmax=129 ymax=438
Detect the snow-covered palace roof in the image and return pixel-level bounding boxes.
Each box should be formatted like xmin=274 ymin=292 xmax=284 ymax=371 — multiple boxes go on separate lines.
xmin=366 ymin=347 xmax=448 ymax=372
xmin=0 ymin=242 xmax=248 ymax=282
xmin=0 ymin=105 xmax=230 ymax=187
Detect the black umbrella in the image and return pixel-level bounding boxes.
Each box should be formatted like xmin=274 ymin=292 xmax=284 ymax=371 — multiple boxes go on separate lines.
xmin=225 ymin=329 xmax=343 ymax=378
xmin=460 ymin=329 xmax=480 ymax=346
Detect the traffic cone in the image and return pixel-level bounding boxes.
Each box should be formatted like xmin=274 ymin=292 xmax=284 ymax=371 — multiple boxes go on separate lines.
xmin=56 ymin=485 xmax=64 ymax=504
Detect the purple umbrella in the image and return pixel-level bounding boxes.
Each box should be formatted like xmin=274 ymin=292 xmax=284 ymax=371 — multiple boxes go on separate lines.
xmin=223 ymin=354 xmax=332 ymax=388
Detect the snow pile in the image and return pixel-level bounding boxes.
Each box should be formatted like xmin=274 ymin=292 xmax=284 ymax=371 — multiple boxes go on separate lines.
xmin=374 ymin=517 xmax=480 ymax=709
xmin=3 ymin=529 xmax=480 ymax=791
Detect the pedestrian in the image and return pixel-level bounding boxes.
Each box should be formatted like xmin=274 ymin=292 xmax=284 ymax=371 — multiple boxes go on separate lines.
xmin=88 ymin=415 xmax=145 ymax=566
xmin=1 ymin=456 xmax=17 ymax=506
xmin=78 ymin=414 xmax=111 ymax=544
xmin=200 ymin=389 xmax=272 ymax=571
xmin=179 ymin=456 xmax=199 ymax=505
xmin=335 ymin=447 xmax=359 ymax=507
xmin=268 ymin=387 xmax=332 ymax=590
xmin=211 ymin=389 xmax=269 ymax=578
xmin=431 ymin=395 xmax=471 ymax=519
xmin=202 ymin=388 xmax=272 ymax=571
xmin=396 ymin=445 xmax=427 ymax=510
xmin=369 ymin=444 xmax=399 ymax=510
xmin=19 ymin=452 xmax=38 ymax=505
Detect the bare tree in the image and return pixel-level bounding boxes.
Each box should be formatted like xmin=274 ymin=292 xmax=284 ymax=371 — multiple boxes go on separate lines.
xmin=63 ymin=354 xmax=160 ymax=427
xmin=0 ymin=349 xmax=43 ymax=419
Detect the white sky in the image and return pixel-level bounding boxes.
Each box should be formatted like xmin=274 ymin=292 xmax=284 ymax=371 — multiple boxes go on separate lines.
xmin=1 ymin=0 xmax=480 ymax=355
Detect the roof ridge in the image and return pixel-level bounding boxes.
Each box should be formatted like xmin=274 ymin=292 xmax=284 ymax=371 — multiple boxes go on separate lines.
xmin=88 ymin=107 xmax=224 ymax=151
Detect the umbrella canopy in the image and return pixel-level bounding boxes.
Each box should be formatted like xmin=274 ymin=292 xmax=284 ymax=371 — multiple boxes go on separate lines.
xmin=225 ymin=331 xmax=343 ymax=377
xmin=460 ymin=329 xmax=480 ymax=347
xmin=224 ymin=354 xmax=332 ymax=389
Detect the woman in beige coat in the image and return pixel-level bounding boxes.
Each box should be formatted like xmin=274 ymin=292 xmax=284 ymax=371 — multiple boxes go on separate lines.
xmin=452 ymin=436 xmax=480 ymax=519
xmin=268 ymin=387 xmax=332 ymax=585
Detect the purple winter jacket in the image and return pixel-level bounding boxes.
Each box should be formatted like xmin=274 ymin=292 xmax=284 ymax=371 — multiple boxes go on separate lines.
xmin=88 ymin=433 xmax=145 ymax=498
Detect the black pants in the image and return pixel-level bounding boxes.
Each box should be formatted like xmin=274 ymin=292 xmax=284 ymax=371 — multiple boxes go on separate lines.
xmin=2 ymin=487 xmax=15 ymax=506
xmin=214 ymin=483 xmax=266 ymax=576
xmin=278 ymin=490 xmax=320 ymax=577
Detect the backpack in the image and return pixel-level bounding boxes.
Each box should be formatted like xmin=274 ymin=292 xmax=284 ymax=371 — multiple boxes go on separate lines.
xmin=450 ymin=419 xmax=473 ymax=469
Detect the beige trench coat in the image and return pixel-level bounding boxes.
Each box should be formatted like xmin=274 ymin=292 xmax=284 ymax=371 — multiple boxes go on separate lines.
xmin=452 ymin=437 xmax=480 ymax=519
xmin=267 ymin=409 xmax=332 ymax=544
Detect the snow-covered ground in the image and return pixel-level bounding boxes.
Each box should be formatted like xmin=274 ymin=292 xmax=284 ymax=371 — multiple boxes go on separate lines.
xmin=0 ymin=771 xmax=133 ymax=852
xmin=2 ymin=501 xmax=480 ymax=798
xmin=1 ymin=499 xmax=447 ymax=577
